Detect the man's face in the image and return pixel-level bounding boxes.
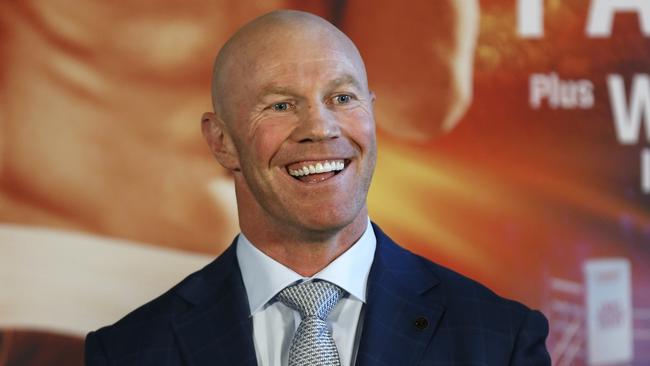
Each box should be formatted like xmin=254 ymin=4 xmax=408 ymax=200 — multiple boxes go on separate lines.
xmin=217 ymin=33 xmax=377 ymax=236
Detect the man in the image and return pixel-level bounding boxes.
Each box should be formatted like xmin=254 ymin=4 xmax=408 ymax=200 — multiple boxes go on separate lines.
xmin=85 ymin=10 xmax=550 ymax=366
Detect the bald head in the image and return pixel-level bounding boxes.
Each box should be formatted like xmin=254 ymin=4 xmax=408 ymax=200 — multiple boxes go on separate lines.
xmin=201 ymin=9 xmax=377 ymax=249
xmin=211 ymin=10 xmax=368 ymax=122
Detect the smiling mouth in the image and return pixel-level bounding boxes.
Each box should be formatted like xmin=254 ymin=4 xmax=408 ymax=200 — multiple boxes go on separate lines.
xmin=286 ymin=159 xmax=348 ymax=183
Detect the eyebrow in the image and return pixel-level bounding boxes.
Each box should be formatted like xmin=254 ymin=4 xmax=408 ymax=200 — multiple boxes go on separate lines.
xmin=258 ymin=85 xmax=298 ymax=99
xmin=325 ymin=74 xmax=363 ymax=91
xmin=257 ymin=73 xmax=364 ymax=100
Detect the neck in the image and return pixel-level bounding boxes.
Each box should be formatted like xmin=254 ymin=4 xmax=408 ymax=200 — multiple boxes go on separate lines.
xmin=240 ymin=210 xmax=369 ymax=277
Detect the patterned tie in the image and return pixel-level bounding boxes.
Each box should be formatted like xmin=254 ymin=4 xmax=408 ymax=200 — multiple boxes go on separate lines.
xmin=277 ymin=280 xmax=344 ymax=366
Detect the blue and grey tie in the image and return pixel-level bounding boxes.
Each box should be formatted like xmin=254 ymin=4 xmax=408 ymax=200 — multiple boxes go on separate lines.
xmin=277 ymin=280 xmax=344 ymax=366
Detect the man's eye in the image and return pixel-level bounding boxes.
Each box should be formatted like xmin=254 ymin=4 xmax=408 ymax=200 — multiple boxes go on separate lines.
xmin=333 ymin=95 xmax=351 ymax=104
xmin=272 ymin=102 xmax=291 ymax=112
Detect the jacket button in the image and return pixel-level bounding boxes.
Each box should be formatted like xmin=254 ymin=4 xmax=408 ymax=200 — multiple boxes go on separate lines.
xmin=414 ymin=316 xmax=429 ymax=330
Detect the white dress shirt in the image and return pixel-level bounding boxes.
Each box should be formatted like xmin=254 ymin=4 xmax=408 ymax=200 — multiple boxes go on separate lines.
xmin=236 ymin=219 xmax=376 ymax=366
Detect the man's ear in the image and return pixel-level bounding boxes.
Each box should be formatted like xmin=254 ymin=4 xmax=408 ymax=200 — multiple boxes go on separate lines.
xmin=201 ymin=112 xmax=241 ymax=171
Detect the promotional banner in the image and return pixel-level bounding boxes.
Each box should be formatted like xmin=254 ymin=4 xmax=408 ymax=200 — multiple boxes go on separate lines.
xmin=1 ymin=1 xmax=649 ymax=365
xmin=584 ymin=259 xmax=633 ymax=365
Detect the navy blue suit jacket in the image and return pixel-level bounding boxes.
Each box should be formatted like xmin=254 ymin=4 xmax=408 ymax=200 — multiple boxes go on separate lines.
xmin=85 ymin=224 xmax=550 ymax=365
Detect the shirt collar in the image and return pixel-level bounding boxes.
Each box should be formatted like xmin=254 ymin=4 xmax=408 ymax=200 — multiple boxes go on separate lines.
xmin=236 ymin=218 xmax=376 ymax=315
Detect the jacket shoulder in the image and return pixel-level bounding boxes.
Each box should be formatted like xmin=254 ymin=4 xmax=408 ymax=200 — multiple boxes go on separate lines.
xmin=374 ymin=223 xmax=546 ymax=335
xmin=371 ymin=224 xmax=551 ymax=364
xmin=85 ymin=243 xmax=238 ymax=363
xmin=428 ymin=257 xmax=530 ymax=312
xmin=375 ymin=223 xmax=533 ymax=315
xmin=85 ymin=271 xmax=196 ymax=362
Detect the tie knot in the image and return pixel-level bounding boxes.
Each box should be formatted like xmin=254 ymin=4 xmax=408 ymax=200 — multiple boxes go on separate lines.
xmin=277 ymin=281 xmax=343 ymax=320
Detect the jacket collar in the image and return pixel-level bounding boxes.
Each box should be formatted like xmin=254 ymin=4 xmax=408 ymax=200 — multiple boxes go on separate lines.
xmin=355 ymin=223 xmax=446 ymax=366
xmin=172 ymin=239 xmax=257 ymax=366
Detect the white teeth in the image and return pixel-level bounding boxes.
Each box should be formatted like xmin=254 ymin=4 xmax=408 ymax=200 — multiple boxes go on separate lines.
xmin=288 ymin=160 xmax=346 ymax=178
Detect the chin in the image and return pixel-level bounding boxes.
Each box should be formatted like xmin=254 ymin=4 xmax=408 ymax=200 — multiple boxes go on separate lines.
xmin=290 ymin=205 xmax=366 ymax=235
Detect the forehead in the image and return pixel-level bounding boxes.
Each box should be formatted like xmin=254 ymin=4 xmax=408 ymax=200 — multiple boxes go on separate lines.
xmin=259 ymin=56 xmax=360 ymax=85
xmin=238 ymin=23 xmax=364 ymax=77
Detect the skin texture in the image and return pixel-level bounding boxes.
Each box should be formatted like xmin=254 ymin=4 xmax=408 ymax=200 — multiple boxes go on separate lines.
xmin=202 ymin=10 xmax=377 ymax=276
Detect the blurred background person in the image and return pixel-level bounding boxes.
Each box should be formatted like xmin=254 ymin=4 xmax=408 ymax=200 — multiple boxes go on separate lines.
xmin=0 ymin=1 xmax=478 ymax=365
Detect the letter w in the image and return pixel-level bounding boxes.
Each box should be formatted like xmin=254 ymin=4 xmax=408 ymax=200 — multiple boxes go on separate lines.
xmin=608 ymin=74 xmax=650 ymax=144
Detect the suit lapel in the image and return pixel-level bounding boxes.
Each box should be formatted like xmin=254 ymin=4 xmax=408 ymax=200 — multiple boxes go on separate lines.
xmin=355 ymin=224 xmax=446 ymax=366
xmin=172 ymin=242 xmax=257 ymax=366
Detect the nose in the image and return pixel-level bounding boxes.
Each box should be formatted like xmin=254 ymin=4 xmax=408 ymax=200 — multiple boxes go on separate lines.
xmin=290 ymin=104 xmax=341 ymax=143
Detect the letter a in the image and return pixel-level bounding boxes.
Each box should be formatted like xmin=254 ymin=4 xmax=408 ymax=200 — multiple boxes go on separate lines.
xmin=587 ymin=0 xmax=650 ymax=37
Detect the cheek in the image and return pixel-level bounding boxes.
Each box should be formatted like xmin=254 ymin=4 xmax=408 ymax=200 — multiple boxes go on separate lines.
xmin=250 ymin=120 xmax=295 ymax=165
xmin=341 ymin=109 xmax=376 ymax=148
